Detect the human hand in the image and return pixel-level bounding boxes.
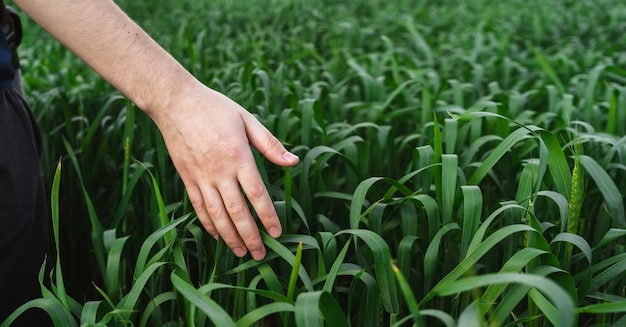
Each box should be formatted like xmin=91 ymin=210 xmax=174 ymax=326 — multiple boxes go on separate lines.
xmin=150 ymin=83 xmax=299 ymax=261
xmin=14 ymin=0 xmax=300 ymax=261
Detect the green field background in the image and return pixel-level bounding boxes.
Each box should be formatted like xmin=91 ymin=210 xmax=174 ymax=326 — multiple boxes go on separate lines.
xmin=4 ymin=0 xmax=626 ymax=325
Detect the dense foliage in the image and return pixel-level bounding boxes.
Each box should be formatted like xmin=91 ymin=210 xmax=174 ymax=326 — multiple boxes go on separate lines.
xmin=3 ymin=0 xmax=626 ymax=326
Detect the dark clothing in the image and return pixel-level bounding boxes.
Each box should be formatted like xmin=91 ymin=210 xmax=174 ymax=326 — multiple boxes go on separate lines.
xmin=0 ymin=3 xmax=52 ymax=325
xmin=0 ymin=32 xmax=14 ymax=87
xmin=0 ymin=89 xmax=50 ymax=326
xmin=0 ymin=0 xmax=16 ymax=87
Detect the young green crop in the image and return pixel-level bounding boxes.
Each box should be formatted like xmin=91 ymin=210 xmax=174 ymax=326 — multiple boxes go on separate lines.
xmin=3 ymin=0 xmax=626 ymax=326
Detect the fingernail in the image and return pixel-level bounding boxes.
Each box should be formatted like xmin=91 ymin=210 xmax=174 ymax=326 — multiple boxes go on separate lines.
xmin=268 ymin=227 xmax=281 ymax=238
xmin=283 ymin=152 xmax=298 ymax=162
xmin=252 ymin=250 xmax=266 ymax=260
xmin=233 ymin=247 xmax=246 ymax=257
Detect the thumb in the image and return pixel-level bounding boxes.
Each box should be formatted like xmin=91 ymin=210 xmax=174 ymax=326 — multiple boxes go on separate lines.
xmin=244 ymin=114 xmax=299 ymax=167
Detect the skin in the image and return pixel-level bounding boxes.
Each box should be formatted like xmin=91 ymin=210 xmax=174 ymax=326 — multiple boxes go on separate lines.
xmin=14 ymin=0 xmax=299 ymax=260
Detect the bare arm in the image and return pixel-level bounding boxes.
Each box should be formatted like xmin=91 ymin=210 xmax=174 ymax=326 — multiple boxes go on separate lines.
xmin=14 ymin=0 xmax=299 ymax=260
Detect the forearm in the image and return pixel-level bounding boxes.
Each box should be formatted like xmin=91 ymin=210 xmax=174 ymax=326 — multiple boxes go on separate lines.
xmin=13 ymin=0 xmax=196 ymax=117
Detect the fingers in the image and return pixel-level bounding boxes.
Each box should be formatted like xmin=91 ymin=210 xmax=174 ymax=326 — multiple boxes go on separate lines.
xmin=243 ymin=114 xmax=299 ymax=167
xmin=219 ymin=182 xmax=268 ymax=260
xmin=185 ymin=157 xmax=278 ymax=261
xmin=191 ymin=183 xmax=268 ymax=260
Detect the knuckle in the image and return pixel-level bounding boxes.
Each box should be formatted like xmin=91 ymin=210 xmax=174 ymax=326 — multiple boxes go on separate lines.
xmin=223 ymin=142 xmax=247 ymax=160
xmin=189 ymin=195 xmax=204 ymax=210
xmin=204 ymin=201 xmax=222 ymax=217
xmin=265 ymin=136 xmax=282 ymax=151
xmin=245 ymin=183 xmax=267 ymax=201
xmin=225 ymin=202 xmax=247 ymax=218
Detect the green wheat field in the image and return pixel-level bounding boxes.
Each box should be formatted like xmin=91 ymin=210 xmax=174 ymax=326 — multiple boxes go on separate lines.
xmin=3 ymin=0 xmax=626 ymax=326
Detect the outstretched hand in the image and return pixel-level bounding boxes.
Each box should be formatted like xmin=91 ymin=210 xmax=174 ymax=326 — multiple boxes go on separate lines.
xmin=151 ymin=83 xmax=299 ymax=261
xmin=14 ymin=0 xmax=298 ymax=261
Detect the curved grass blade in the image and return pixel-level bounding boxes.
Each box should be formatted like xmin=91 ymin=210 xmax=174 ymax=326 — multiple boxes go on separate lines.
xmin=420 ymin=309 xmax=456 ymax=327
xmin=591 ymin=254 xmax=626 ymax=292
xmin=537 ymin=191 xmax=569 ymax=232
xmin=467 ymin=203 xmax=526 ymax=255
xmin=117 ymin=261 xmax=170 ymax=320
xmin=481 ymin=248 xmax=547 ymax=313
xmin=423 ymin=224 xmax=536 ymax=305
xmin=528 ymin=288 xmax=560 ymax=326
xmin=322 ymin=240 xmax=351 ymax=293
xmin=139 ymin=291 xmax=177 ymax=327
xmin=578 ymin=155 xmax=625 ymax=226
xmin=337 ymin=229 xmax=399 ymax=313
xmin=460 ymin=186 xmax=482 ymax=259
xmin=436 ymin=273 xmax=575 ymax=327
xmin=350 ymin=177 xmax=413 ymax=229
xmin=396 ymin=235 xmax=420 ymax=293
xmin=294 ymin=291 xmax=349 ymax=327
xmin=467 ymin=127 xmax=534 ymax=185
xmin=452 ymin=113 xmax=567 ymax=196
xmin=256 ymin=263 xmax=285 ymax=297
xmin=342 ymin=268 xmax=379 ymax=327
xmin=317 ymin=292 xmax=350 ymax=327
xmin=105 ymin=234 xmax=131 ymax=302
xmin=236 ymin=302 xmax=295 ymax=327
xmin=594 ymin=228 xmax=626 ymax=251
xmin=488 ymin=265 xmax=563 ymax=326
xmin=0 ymin=298 xmax=77 ymax=327
xmin=170 ymin=272 xmax=236 ymax=327
xmin=461 ymin=134 xmax=502 ymax=167
xmin=576 ymin=301 xmax=626 ymax=314
xmin=457 ymin=300 xmax=483 ymax=327
xmin=538 ymin=130 xmax=571 ymax=198
xmin=424 ymin=223 xmax=460 ymax=292
xmin=133 ymin=214 xmax=190 ymax=278
xmin=533 ymin=48 xmax=565 ymax=94
xmin=404 ymin=194 xmax=440 ymax=242
xmin=263 ymin=233 xmax=314 ymax=292
xmin=550 ymin=233 xmax=592 ymax=266
xmin=294 ymin=291 xmax=322 ymax=327
xmin=80 ymin=300 xmax=111 ymax=326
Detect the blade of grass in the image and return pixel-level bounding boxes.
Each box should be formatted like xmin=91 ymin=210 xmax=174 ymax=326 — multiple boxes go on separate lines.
xmin=170 ymin=272 xmax=236 ymax=327
xmin=533 ymin=47 xmax=565 ymax=94
xmin=441 ymin=154 xmax=458 ymax=225
xmin=105 ymin=234 xmax=131 ymax=302
xmin=236 ymin=302 xmax=295 ymax=327
xmin=294 ymin=291 xmax=349 ymax=327
xmin=286 ymin=241 xmax=303 ymax=302
xmin=50 ymin=160 xmax=69 ymax=310
xmin=0 ymin=298 xmax=77 ymax=327
xmin=436 ymin=273 xmax=575 ymax=327
xmin=337 ymin=229 xmax=399 ymax=313
xmin=262 ymin=233 xmax=314 ymax=292
xmin=424 ymin=223 xmax=460 ymax=292
xmin=392 ymin=262 xmax=425 ymax=327
xmin=578 ymin=155 xmax=625 ymax=226
xmin=460 ymin=186 xmax=482 ymax=259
